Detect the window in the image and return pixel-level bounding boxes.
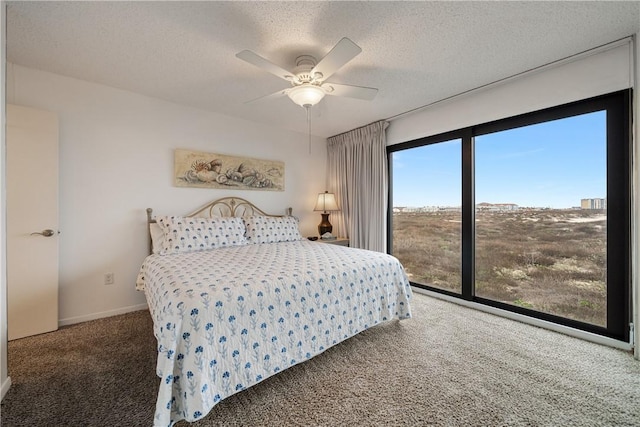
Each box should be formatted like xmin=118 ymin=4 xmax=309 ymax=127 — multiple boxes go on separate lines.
xmin=388 ymin=90 xmax=631 ymax=341
xmin=390 ymin=139 xmax=461 ymax=293
xmin=475 ymin=112 xmax=607 ymax=326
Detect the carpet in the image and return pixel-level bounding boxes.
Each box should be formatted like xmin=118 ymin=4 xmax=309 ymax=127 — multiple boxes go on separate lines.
xmin=2 ymin=293 xmax=639 ymax=426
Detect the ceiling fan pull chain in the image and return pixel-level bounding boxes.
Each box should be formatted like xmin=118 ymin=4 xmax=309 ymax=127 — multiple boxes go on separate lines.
xmin=306 ymin=105 xmax=311 ymax=155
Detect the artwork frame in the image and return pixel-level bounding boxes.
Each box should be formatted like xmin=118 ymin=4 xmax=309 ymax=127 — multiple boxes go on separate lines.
xmin=174 ymin=149 xmax=285 ymax=191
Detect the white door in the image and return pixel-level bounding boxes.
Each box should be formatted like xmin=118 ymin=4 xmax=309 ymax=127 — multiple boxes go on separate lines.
xmin=7 ymin=104 xmax=59 ymax=340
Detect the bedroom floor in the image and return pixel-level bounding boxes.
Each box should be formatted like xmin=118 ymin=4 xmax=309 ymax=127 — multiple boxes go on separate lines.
xmin=2 ymin=292 xmax=639 ymax=426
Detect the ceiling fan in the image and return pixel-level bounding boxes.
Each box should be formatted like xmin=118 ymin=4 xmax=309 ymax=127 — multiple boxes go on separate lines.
xmin=236 ymin=37 xmax=378 ymax=108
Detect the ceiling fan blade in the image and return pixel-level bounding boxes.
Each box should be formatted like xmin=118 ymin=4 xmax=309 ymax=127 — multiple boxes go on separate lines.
xmin=322 ymin=82 xmax=378 ymax=101
xmin=243 ymin=88 xmax=291 ymax=104
xmin=236 ymin=50 xmax=295 ymax=81
xmin=311 ymin=38 xmax=362 ymax=81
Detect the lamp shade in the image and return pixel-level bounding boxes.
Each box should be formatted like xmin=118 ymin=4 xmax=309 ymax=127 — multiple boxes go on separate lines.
xmin=288 ymin=85 xmax=326 ymax=107
xmin=314 ymin=191 xmax=339 ymax=212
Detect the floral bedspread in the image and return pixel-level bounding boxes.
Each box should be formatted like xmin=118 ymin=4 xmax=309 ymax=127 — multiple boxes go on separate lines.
xmin=136 ymin=240 xmax=412 ymax=426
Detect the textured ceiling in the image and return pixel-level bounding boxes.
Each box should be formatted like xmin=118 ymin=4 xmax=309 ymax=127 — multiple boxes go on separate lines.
xmin=6 ymin=1 xmax=640 ymax=138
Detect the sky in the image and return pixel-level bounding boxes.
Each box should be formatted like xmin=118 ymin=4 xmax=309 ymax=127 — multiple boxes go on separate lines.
xmin=391 ymin=111 xmax=606 ymax=209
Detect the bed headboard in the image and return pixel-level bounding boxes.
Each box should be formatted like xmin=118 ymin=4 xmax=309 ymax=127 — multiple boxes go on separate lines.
xmin=146 ymin=197 xmax=292 ymax=254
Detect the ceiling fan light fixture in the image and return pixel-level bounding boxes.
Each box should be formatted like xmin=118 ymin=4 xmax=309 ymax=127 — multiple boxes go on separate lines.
xmin=287 ymin=85 xmax=326 ymax=107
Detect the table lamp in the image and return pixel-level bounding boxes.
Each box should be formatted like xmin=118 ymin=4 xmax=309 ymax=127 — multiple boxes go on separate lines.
xmin=313 ymin=191 xmax=339 ymax=236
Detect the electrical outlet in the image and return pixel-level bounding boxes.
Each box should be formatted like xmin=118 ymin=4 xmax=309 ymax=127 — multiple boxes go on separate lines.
xmin=104 ymin=272 xmax=114 ymax=285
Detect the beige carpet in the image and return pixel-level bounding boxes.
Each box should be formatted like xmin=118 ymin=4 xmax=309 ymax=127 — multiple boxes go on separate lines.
xmin=2 ymin=293 xmax=639 ymax=426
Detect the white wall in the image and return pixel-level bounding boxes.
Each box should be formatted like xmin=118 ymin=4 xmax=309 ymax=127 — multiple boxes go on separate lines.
xmin=1 ymin=0 xmax=11 ymax=401
xmin=387 ymin=41 xmax=633 ymax=145
xmin=6 ymin=64 xmax=326 ymax=325
xmin=635 ymin=35 xmax=639 ymax=360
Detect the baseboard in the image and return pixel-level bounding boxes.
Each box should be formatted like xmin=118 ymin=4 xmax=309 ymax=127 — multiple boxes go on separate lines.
xmin=58 ymin=303 xmax=149 ymax=327
xmin=1 ymin=376 xmax=11 ymax=401
xmin=411 ymin=287 xmax=634 ymax=352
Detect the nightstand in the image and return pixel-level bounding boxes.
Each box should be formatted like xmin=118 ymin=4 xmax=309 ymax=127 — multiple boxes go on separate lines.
xmin=316 ymin=237 xmax=350 ymax=247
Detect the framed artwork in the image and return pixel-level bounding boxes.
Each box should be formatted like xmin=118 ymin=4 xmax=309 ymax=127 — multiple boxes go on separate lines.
xmin=174 ymin=149 xmax=284 ymax=191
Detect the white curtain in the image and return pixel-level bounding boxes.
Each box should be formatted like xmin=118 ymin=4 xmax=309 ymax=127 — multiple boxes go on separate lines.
xmin=326 ymin=120 xmax=389 ymax=252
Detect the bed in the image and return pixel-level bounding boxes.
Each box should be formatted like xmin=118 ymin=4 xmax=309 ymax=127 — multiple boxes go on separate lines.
xmin=136 ymin=197 xmax=413 ymax=426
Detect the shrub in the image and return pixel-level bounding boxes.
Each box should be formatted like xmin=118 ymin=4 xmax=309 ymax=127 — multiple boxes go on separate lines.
xmin=392 ymin=209 xmax=607 ymax=326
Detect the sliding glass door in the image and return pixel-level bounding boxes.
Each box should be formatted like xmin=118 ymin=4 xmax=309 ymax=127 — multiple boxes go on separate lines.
xmin=390 ymin=139 xmax=461 ymax=294
xmin=475 ymin=112 xmax=607 ymax=326
xmin=388 ymin=90 xmax=630 ymax=341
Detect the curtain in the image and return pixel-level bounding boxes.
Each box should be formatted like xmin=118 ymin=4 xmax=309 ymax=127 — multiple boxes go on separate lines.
xmin=326 ymin=120 xmax=389 ymax=252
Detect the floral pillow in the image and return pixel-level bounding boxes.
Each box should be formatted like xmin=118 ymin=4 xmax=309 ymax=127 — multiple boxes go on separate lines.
xmin=243 ymin=215 xmax=303 ymax=244
xmin=156 ymin=216 xmax=247 ymax=255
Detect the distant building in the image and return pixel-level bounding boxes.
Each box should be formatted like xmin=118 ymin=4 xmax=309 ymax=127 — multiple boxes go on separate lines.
xmin=580 ymin=198 xmax=606 ymax=209
xmin=393 ymin=205 xmax=462 ymax=213
xmin=476 ymin=202 xmax=519 ymax=211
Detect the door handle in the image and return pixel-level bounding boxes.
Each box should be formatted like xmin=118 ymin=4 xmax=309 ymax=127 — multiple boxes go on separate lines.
xmin=31 ymin=229 xmax=57 ymax=237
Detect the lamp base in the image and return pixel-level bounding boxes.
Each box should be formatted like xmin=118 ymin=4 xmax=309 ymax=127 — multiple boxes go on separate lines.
xmin=318 ymin=213 xmax=333 ymax=236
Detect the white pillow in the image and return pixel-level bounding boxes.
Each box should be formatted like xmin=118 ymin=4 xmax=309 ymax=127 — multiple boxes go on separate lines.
xmin=156 ymin=216 xmax=247 ymax=255
xmin=243 ymin=215 xmax=303 ymax=244
xmin=150 ymin=222 xmax=165 ymax=254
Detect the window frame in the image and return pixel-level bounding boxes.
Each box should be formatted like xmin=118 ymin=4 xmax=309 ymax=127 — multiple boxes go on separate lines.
xmin=387 ymin=89 xmax=631 ymax=341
